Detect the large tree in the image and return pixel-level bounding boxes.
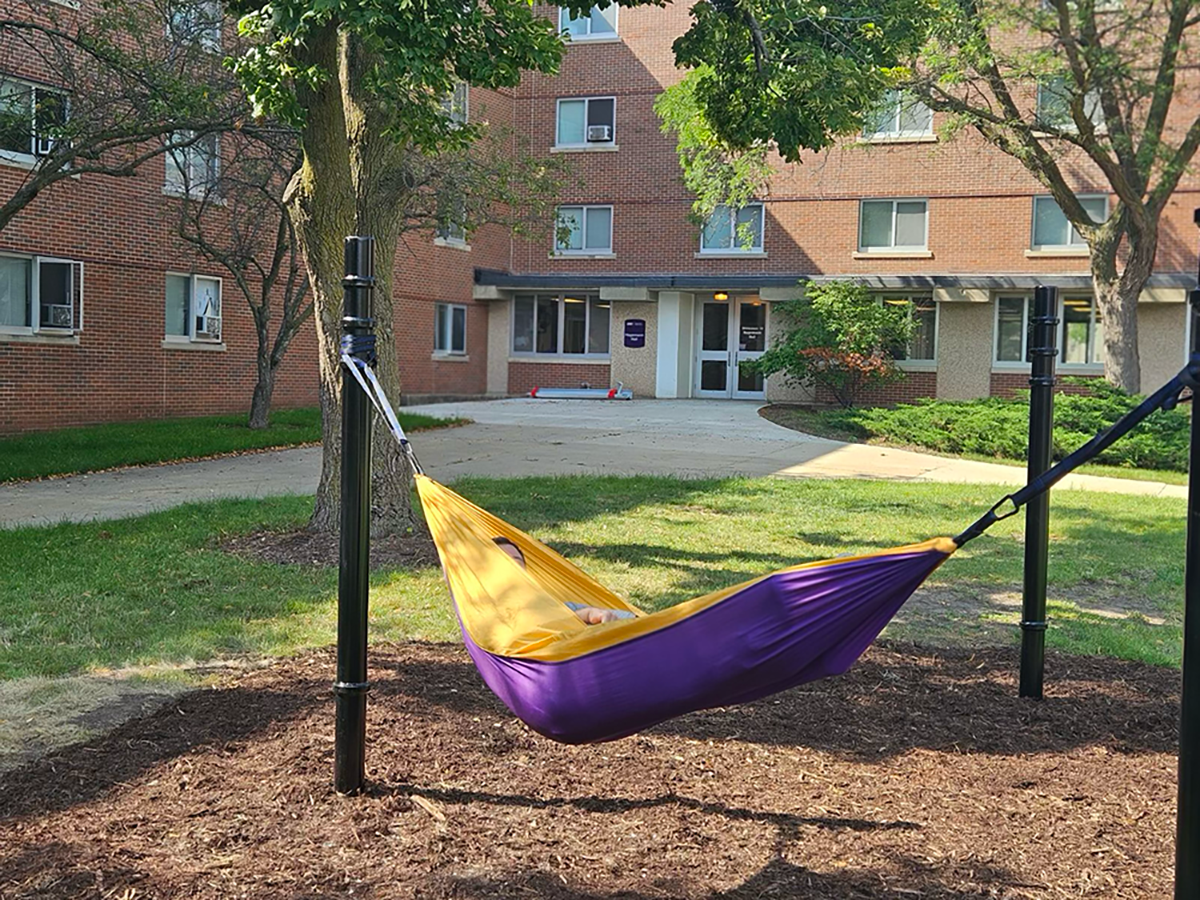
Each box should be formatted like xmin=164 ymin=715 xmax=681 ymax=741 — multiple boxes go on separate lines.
xmin=666 ymin=0 xmax=1200 ymax=393
xmin=230 ymin=0 xmax=574 ymax=533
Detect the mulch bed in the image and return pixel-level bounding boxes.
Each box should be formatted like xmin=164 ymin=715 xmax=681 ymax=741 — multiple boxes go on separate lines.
xmin=0 ymin=642 xmax=1179 ymax=899
xmin=222 ymin=530 xmax=441 ymax=570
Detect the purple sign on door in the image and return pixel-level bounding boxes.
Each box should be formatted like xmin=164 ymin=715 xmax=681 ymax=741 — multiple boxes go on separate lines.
xmin=624 ymin=318 xmax=646 ymax=348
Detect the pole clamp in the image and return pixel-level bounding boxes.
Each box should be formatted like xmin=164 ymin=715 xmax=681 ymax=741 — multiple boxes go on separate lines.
xmin=1029 ymin=375 xmax=1056 ymax=387
xmin=333 ymin=680 xmax=371 ymax=696
xmin=1019 ymin=620 xmax=1048 ymax=632
xmin=342 ymin=274 xmax=376 ymax=289
xmin=342 ymin=315 xmax=376 ymax=331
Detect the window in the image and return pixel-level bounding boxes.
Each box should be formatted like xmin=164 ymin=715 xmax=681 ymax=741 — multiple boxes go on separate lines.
xmin=700 ymin=204 xmax=764 ymax=254
xmin=882 ymin=295 xmax=937 ymax=362
xmin=0 ymin=255 xmax=83 ymax=333
xmin=859 ymin=199 xmax=928 ymax=251
xmin=556 ymin=97 xmax=615 ymax=147
xmin=168 ymin=0 xmax=222 ymax=52
xmin=0 ymin=78 xmax=67 ymax=161
xmin=559 ymin=4 xmax=618 ymax=39
xmin=436 ymin=219 xmax=467 ymax=246
xmin=441 ymin=81 xmax=469 ymax=127
xmin=1061 ymin=295 xmax=1103 ymax=365
xmin=995 ymin=295 xmax=1028 ymax=363
xmin=1031 ymin=194 xmax=1107 ymax=249
xmin=512 ymin=293 xmax=610 ymax=356
xmin=862 ymin=91 xmax=933 ymax=139
xmin=555 ymin=205 xmax=613 ymax=254
xmin=166 ymin=273 xmax=222 ymax=342
xmin=1036 ymin=78 xmax=1103 ymax=132
xmin=165 ymin=131 xmax=220 ymax=197
xmin=435 ymin=193 xmax=469 ymax=247
xmin=434 ymin=303 xmax=467 ymax=355
xmin=993 ymin=295 xmax=1103 ymax=367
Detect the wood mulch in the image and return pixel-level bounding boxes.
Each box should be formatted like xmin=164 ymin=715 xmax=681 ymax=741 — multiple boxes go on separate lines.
xmin=221 ymin=529 xmax=441 ymax=570
xmin=0 ymin=642 xmax=1179 ymax=899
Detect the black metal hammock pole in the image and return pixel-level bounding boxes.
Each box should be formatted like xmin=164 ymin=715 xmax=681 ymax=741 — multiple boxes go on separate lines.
xmin=334 ymin=235 xmax=376 ymax=796
xmin=1019 ymin=285 xmax=1058 ymax=700
xmin=1176 ymin=223 xmax=1200 ymax=898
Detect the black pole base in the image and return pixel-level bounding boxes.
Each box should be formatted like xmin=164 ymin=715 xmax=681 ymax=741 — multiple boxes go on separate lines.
xmin=1018 ymin=620 xmax=1047 ymax=699
xmin=334 ymin=686 xmax=369 ymax=795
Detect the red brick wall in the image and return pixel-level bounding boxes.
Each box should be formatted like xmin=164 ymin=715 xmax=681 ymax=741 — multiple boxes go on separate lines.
xmin=508 ymin=361 xmax=612 ymax=395
xmin=990 ymin=372 xmax=1103 ymax=398
xmin=814 ymin=371 xmax=938 ymax=407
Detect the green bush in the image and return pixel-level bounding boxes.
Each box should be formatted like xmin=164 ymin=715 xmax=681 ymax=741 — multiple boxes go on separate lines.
xmin=821 ymin=379 xmax=1191 ymax=472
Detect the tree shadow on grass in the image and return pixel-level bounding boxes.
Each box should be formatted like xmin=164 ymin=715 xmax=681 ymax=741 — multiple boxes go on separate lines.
xmin=381 ymin=642 xmax=1179 ymax=760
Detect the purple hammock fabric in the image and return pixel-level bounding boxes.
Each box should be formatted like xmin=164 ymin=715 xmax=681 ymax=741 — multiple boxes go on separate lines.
xmin=460 ymin=543 xmax=952 ymax=744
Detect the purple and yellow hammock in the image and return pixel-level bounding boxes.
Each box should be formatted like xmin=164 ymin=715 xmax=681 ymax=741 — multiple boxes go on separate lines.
xmin=347 ymin=350 xmax=1192 ymax=745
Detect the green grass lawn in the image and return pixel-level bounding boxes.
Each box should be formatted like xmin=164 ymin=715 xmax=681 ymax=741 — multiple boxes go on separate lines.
xmin=0 ymin=476 xmax=1186 ymax=682
xmin=0 ymin=407 xmax=463 ymax=484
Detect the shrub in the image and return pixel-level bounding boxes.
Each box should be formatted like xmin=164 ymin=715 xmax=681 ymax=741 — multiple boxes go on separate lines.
xmin=746 ymin=280 xmax=913 ymax=408
xmin=822 ymin=381 xmax=1190 ymax=472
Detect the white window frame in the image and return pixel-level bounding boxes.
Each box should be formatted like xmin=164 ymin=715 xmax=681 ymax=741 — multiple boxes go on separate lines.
xmin=554 ymin=204 xmax=614 ymax=256
xmin=1059 ymin=294 xmax=1104 ymax=368
xmin=1035 ymin=78 xmax=1104 ymax=134
xmin=1030 ymin=194 xmax=1108 ymax=250
xmin=165 ymin=272 xmax=223 ymax=344
xmin=167 ymin=0 xmax=222 ymax=53
xmin=699 ymin=203 xmax=765 ymax=255
xmin=164 ymin=130 xmax=220 ymax=198
xmin=858 ymin=199 xmax=929 ymax=252
xmin=554 ymin=96 xmax=616 ymax=148
xmin=0 ymin=77 xmax=69 ymax=166
xmin=511 ymin=293 xmax=611 ymax=358
xmin=0 ymin=255 xmax=84 ymax=336
xmin=434 ymin=302 xmax=467 ymax=356
xmin=880 ymin=294 xmax=938 ymax=367
xmin=558 ymin=4 xmax=619 ymax=41
xmin=991 ymin=294 xmax=1104 ymax=371
xmin=993 ymin=294 xmax=1031 ymax=367
xmin=441 ymin=81 xmax=469 ymax=127
xmin=862 ymin=91 xmax=934 ymax=141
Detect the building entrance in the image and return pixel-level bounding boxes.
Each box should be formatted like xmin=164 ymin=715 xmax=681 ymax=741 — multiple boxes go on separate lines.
xmin=694 ymin=294 xmax=767 ymax=399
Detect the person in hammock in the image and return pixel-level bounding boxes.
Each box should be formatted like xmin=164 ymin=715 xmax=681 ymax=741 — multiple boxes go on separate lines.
xmin=492 ymin=537 xmax=635 ymax=625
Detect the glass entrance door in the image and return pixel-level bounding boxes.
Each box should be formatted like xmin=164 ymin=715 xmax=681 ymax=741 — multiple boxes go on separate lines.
xmin=694 ymin=295 xmax=767 ymax=399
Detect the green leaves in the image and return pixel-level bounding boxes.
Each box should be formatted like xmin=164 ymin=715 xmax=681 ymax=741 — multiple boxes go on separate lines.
xmin=228 ymin=0 xmax=568 ymax=150
xmin=672 ymin=0 xmax=941 ymax=161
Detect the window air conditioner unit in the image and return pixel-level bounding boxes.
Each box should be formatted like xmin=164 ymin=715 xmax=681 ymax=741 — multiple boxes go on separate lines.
xmin=586 ymin=124 xmax=612 ymax=142
xmin=197 ymin=316 xmax=221 ymax=339
xmin=44 ymin=304 xmax=72 ymax=328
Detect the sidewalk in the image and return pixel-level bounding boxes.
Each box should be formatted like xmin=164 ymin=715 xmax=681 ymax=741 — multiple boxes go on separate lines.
xmin=0 ymin=398 xmax=1186 ymax=529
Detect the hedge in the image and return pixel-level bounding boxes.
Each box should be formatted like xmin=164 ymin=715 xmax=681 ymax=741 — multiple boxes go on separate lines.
xmin=822 ymin=380 xmax=1190 ymax=472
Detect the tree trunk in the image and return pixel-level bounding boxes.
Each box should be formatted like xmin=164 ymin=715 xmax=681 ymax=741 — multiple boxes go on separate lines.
xmin=287 ymin=23 xmax=419 ymax=536
xmin=1090 ymin=216 xmax=1156 ymax=395
xmin=248 ymin=367 xmax=274 ymax=429
xmin=247 ymin=310 xmax=274 ymax=430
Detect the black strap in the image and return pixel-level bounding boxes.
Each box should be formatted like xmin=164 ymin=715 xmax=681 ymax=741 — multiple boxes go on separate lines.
xmin=954 ymin=356 xmax=1200 ymax=547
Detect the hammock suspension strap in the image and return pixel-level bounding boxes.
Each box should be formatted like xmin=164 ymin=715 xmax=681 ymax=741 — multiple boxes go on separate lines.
xmin=340 ymin=335 xmax=425 ymax=476
xmin=954 ymin=355 xmax=1200 ymax=547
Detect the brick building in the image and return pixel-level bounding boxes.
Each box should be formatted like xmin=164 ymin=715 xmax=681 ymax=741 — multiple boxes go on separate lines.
xmin=2 ymin=2 xmax=1196 ymax=433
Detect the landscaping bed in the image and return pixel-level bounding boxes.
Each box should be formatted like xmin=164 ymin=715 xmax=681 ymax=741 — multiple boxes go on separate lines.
xmin=0 ymin=641 xmax=1177 ymax=899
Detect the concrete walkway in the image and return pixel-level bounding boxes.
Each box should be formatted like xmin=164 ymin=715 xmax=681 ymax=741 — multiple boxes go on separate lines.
xmin=0 ymin=398 xmax=1186 ymax=529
